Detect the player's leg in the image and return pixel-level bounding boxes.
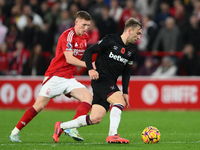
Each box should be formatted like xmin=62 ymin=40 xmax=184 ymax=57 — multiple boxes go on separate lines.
xmin=53 ymin=104 xmax=106 ymax=143
xmin=10 ymin=76 xmax=64 ymax=142
xmin=106 ymin=91 xmax=129 ymax=143
xmin=63 ymin=79 xmax=93 ymax=141
xmin=70 ymin=87 xmax=92 ymax=119
xmin=9 ymin=96 xmax=50 ymax=142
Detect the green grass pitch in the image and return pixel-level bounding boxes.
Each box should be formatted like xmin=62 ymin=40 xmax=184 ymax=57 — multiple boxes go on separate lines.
xmin=0 ymin=109 xmax=200 ymax=150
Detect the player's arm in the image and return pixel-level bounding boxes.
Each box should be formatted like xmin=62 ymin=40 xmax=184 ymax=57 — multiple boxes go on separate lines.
xmin=64 ymin=51 xmax=86 ymax=67
xmin=84 ymin=44 xmax=99 ymax=80
xmin=84 ymin=36 xmax=110 ymax=80
xmin=122 ymin=62 xmax=133 ymax=108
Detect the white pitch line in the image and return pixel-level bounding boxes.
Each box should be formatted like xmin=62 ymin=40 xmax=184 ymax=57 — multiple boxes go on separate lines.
xmin=1 ymin=141 xmax=200 ymax=146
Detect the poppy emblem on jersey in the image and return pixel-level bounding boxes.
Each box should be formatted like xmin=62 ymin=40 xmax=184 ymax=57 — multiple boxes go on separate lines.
xmin=67 ymin=42 xmax=72 ymax=48
xmin=121 ymin=48 xmax=125 ymax=54
xmin=80 ymin=43 xmax=84 ymax=48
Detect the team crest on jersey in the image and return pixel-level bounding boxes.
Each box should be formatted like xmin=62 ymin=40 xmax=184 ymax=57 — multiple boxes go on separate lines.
xmin=67 ymin=42 xmax=72 ymax=48
xmin=127 ymin=51 xmax=132 ymax=57
xmin=110 ymin=85 xmax=115 ymax=90
xmin=113 ymin=46 xmax=118 ymax=50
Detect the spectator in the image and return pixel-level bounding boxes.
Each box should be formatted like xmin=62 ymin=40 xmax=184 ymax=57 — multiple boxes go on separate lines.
xmin=68 ymin=3 xmax=80 ymax=20
xmin=118 ymin=0 xmax=135 ymax=33
xmin=177 ymin=44 xmax=200 ymax=76
xmin=88 ymin=0 xmax=106 ymax=23
xmin=78 ymin=0 xmax=91 ymax=12
xmin=6 ymin=23 xmax=21 ymax=51
xmin=152 ymin=56 xmax=177 ymax=77
xmin=38 ymin=1 xmax=50 ymax=20
xmin=17 ymin=5 xmax=43 ymax=31
xmin=22 ymin=44 xmax=47 ymax=76
xmin=21 ymin=15 xmax=40 ymax=51
xmin=97 ymin=5 xmax=118 ymax=39
xmin=29 ymin=0 xmax=40 ymax=14
xmin=87 ymin=20 xmax=100 ymax=47
xmin=109 ymin=0 xmax=123 ymax=23
xmin=0 ymin=20 xmax=8 ymax=46
xmin=192 ymin=0 xmax=200 ymax=21
xmin=182 ymin=14 xmax=200 ymax=51
xmin=55 ymin=10 xmax=74 ymax=42
xmin=37 ymin=21 xmax=54 ymax=52
xmin=138 ymin=15 xmax=157 ymax=51
xmin=4 ymin=5 xmax=22 ymax=27
xmin=0 ymin=42 xmax=9 ymax=75
xmin=135 ymin=0 xmax=158 ymax=18
xmin=152 ymin=17 xmax=179 ymax=53
xmin=9 ymin=40 xmax=30 ymax=75
xmin=138 ymin=57 xmax=157 ymax=76
xmin=169 ymin=0 xmax=189 ymax=31
xmin=44 ymin=2 xmax=61 ymax=28
xmin=154 ymin=1 xmax=171 ymax=29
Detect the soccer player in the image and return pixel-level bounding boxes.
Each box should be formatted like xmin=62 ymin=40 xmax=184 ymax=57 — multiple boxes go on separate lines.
xmin=52 ymin=17 xmax=142 ymax=143
xmin=9 ymin=11 xmax=93 ymax=142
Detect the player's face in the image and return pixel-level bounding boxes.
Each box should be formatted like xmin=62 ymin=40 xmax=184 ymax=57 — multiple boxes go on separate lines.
xmin=75 ymin=18 xmax=91 ymax=36
xmin=127 ymin=26 xmax=142 ymax=44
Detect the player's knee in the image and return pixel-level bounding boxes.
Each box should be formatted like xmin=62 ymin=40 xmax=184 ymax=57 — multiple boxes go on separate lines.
xmin=91 ymin=117 xmax=102 ymax=124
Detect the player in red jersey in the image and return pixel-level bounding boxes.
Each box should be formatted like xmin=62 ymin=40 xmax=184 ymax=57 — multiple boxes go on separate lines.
xmin=9 ymin=11 xmax=92 ymax=142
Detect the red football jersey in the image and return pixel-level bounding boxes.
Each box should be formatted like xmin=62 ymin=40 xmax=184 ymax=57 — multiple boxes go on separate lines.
xmin=45 ymin=27 xmax=89 ymax=78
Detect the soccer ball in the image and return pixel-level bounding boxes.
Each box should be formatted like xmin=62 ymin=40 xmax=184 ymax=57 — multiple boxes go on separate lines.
xmin=141 ymin=126 xmax=161 ymax=144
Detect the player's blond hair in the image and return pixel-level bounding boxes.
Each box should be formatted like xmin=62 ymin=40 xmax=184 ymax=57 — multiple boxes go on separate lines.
xmin=124 ymin=17 xmax=142 ymax=31
xmin=76 ymin=11 xmax=92 ymax=21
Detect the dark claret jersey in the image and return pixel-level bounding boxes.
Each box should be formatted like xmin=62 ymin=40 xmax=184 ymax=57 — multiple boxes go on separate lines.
xmin=84 ymin=34 xmax=137 ymax=94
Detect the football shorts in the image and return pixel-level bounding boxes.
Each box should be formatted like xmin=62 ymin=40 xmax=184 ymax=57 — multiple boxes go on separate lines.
xmin=39 ymin=76 xmax=86 ymax=98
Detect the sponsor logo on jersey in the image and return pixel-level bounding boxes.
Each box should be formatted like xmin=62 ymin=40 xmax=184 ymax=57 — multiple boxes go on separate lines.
xmin=113 ymin=46 xmax=118 ymax=50
xmin=75 ymin=42 xmax=78 ymax=47
xmin=109 ymin=52 xmax=128 ymax=65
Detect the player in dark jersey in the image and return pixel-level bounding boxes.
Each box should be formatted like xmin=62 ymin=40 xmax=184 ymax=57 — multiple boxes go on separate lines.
xmin=53 ymin=17 xmax=142 ymax=143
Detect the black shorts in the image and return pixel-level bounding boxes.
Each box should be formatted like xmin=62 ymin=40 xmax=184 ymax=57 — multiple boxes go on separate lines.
xmin=91 ymin=77 xmax=120 ymax=111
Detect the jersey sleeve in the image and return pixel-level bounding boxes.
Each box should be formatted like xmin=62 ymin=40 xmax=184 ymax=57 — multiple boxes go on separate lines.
xmin=84 ymin=35 xmax=111 ymax=70
xmin=96 ymin=35 xmax=110 ymax=52
xmin=122 ymin=49 xmax=135 ymax=94
xmin=61 ymin=32 xmax=74 ymax=52
xmin=122 ymin=64 xmax=132 ymax=94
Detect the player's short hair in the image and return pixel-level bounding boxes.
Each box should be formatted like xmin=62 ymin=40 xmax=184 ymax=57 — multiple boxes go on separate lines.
xmin=76 ymin=11 xmax=92 ymax=21
xmin=124 ymin=17 xmax=142 ymax=31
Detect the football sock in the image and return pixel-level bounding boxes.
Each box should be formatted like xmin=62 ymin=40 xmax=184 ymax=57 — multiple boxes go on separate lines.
xmin=14 ymin=107 xmax=38 ymax=132
xmin=73 ymin=102 xmax=91 ymax=119
xmin=61 ymin=115 xmax=92 ymax=129
xmin=108 ymin=104 xmax=124 ymax=136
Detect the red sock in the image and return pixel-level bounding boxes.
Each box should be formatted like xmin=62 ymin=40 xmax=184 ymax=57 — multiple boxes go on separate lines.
xmin=73 ymin=102 xmax=91 ymax=119
xmin=16 ymin=107 xmax=38 ymax=130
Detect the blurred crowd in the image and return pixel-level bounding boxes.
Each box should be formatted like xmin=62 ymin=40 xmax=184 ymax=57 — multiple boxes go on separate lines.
xmin=0 ymin=0 xmax=200 ymax=76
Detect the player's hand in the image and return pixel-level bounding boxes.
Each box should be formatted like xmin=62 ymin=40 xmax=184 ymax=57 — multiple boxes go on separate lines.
xmin=123 ymin=94 xmax=130 ymax=108
xmin=92 ymin=62 xmax=96 ymax=70
xmin=88 ymin=69 xmax=99 ymax=80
